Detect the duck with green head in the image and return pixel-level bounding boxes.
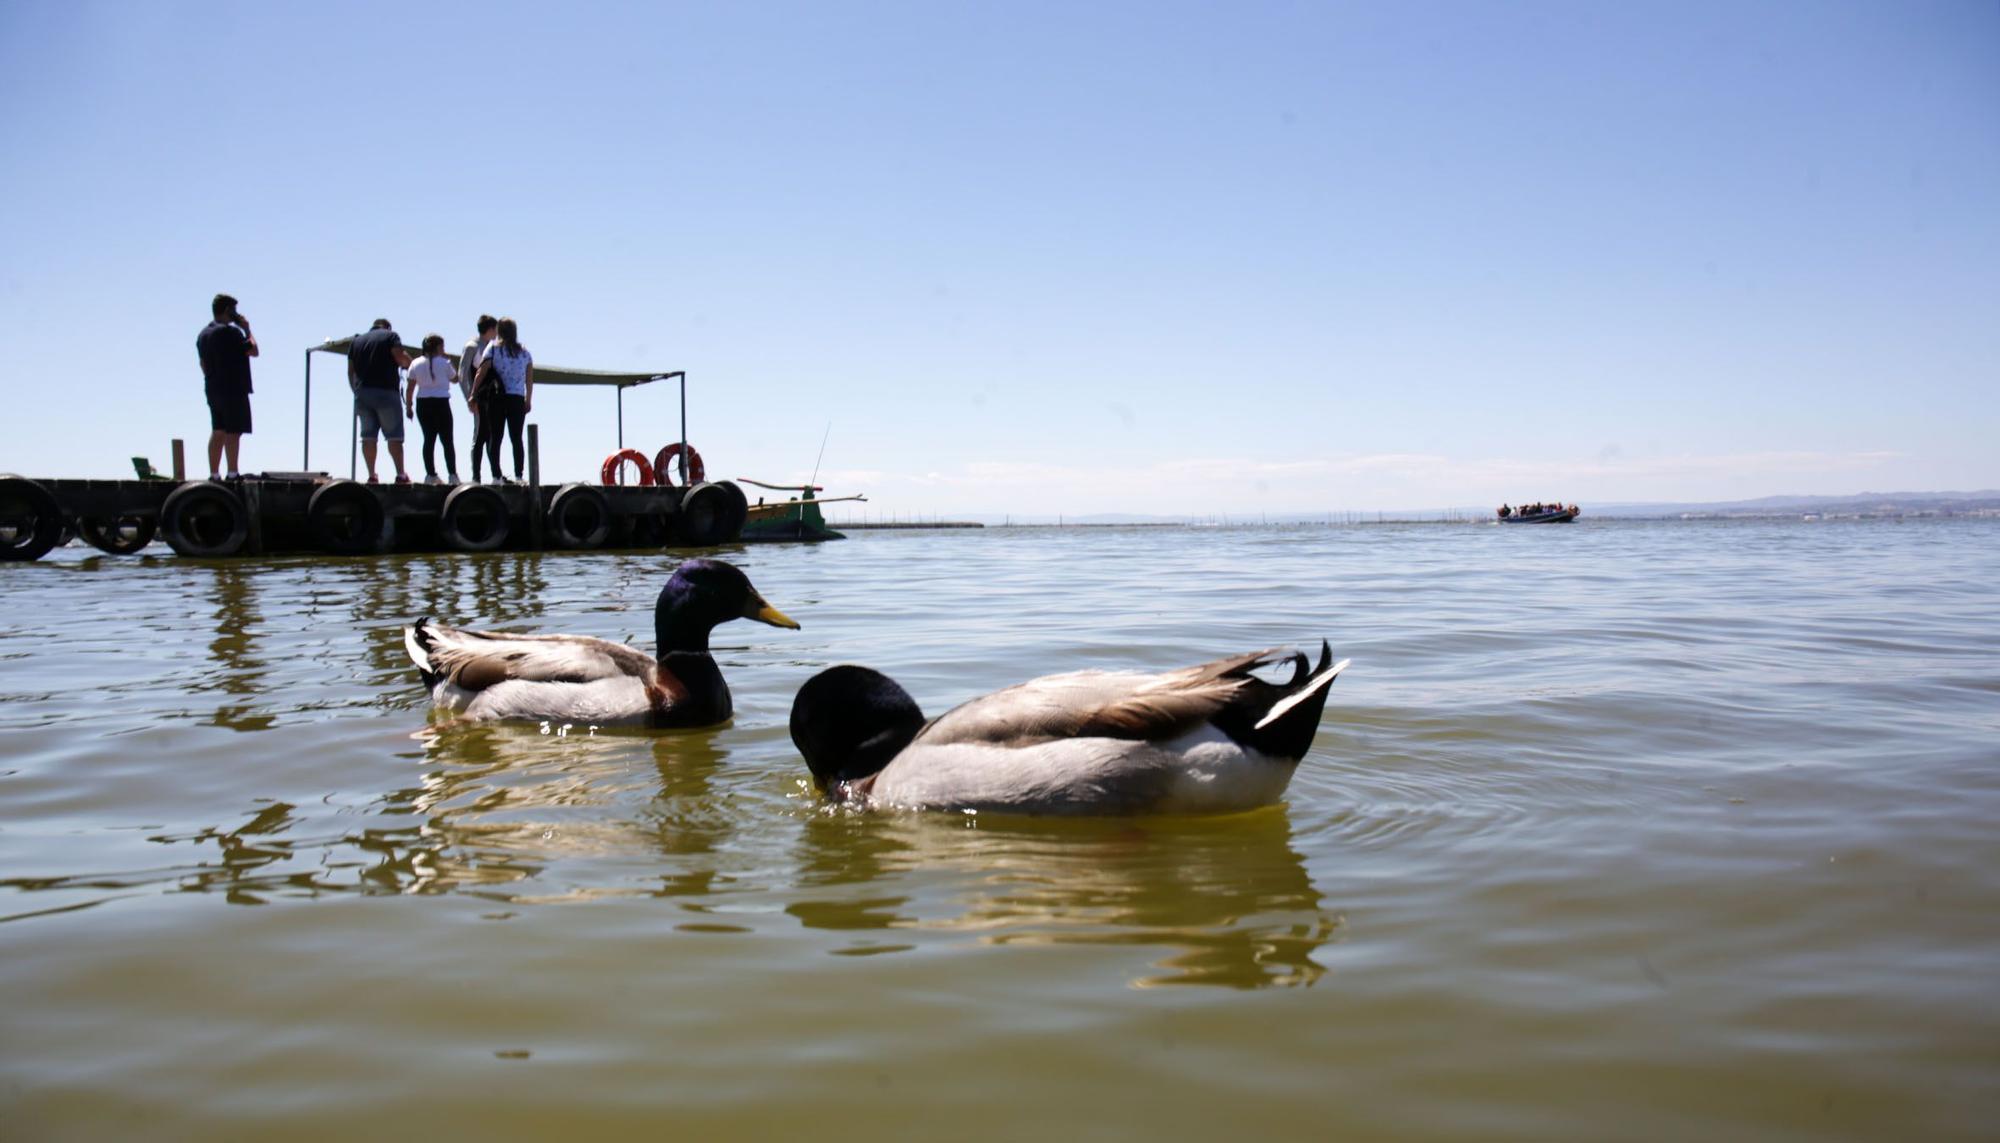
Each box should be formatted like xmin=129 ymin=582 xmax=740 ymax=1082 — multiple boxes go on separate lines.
xmin=404 ymin=558 xmax=799 ymax=726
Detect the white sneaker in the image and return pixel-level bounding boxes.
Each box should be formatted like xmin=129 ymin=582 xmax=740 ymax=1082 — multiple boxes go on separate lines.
xmin=425 ymin=475 xmax=443 ymax=485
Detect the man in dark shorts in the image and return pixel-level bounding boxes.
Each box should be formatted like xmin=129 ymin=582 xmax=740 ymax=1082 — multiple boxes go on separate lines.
xmin=196 ymin=293 xmax=258 ymax=479
xmin=348 ymin=318 xmax=413 ymax=484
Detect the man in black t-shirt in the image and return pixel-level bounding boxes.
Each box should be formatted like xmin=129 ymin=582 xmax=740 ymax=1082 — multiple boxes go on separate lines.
xmin=196 ymin=293 xmax=258 ymax=480
xmin=348 ymin=318 xmax=413 ymax=483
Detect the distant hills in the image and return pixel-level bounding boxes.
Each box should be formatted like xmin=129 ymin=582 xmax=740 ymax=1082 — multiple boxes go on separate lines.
xmin=900 ymin=491 xmax=2000 ymax=527
xmin=1586 ymin=490 xmax=2000 ymax=519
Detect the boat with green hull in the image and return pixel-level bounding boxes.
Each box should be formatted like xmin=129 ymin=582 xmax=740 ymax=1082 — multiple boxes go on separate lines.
xmin=737 ymin=479 xmax=865 ymax=543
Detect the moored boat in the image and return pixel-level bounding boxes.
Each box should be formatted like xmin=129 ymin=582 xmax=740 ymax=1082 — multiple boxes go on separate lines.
xmin=1497 ymin=503 xmax=1579 ymax=524
xmin=737 ymin=479 xmax=866 ymax=543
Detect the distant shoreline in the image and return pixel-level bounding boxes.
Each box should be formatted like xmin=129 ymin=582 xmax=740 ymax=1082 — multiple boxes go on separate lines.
xmin=827 ymin=508 xmax=2000 ymax=529
xmin=828 ymin=491 xmax=2000 ymax=529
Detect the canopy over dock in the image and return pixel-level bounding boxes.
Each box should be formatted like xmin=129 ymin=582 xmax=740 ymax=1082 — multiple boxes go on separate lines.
xmin=304 ymin=337 xmax=686 ymax=474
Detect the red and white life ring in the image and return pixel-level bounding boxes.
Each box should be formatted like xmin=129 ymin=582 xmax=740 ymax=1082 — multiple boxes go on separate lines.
xmin=601 ymin=449 xmax=655 ymax=486
xmin=653 ymin=443 xmax=705 ymax=488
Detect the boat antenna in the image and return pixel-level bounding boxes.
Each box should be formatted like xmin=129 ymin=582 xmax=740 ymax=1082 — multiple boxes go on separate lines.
xmin=809 ymin=421 xmax=832 ymax=488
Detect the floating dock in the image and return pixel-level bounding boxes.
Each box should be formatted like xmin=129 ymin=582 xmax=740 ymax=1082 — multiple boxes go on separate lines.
xmin=0 ymin=468 xmax=749 ymax=561
xmin=0 ymin=343 xmax=773 ymax=561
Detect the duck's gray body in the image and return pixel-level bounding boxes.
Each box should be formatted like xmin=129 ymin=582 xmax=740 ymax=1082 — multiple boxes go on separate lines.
xmin=862 ymin=714 xmax=1302 ymax=815
xmin=794 ymin=645 xmax=1349 ymax=816
xmin=402 ymin=559 xmax=797 ymax=728
xmin=404 ymin=624 xmax=726 ymax=727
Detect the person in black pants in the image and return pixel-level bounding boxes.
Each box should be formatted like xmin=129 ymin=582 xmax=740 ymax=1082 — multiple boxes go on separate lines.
xmin=472 ymin=316 xmax=534 ymax=482
xmin=460 ymin=315 xmax=497 ymax=482
xmin=403 ymin=334 xmax=459 ymax=483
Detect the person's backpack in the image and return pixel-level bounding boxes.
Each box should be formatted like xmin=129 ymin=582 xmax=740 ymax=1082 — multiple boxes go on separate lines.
xmin=472 ymin=355 xmax=504 ymax=403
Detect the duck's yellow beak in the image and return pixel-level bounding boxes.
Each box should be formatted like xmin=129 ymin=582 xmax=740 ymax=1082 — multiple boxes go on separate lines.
xmin=748 ymin=599 xmax=801 ymax=629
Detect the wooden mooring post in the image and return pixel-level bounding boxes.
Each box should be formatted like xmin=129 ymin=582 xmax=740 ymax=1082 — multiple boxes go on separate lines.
xmin=526 ymin=423 xmax=544 ymax=549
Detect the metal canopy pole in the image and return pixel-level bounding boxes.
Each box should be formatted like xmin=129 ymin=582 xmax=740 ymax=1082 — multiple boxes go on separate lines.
xmin=679 ymin=373 xmax=688 ymax=484
xmin=617 ymin=384 xmax=624 ymax=450
xmin=303 ymin=349 xmax=312 ymax=469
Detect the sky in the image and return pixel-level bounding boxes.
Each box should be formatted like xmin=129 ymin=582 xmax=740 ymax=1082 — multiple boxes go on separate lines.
xmin=1 ymin=0 xmax=1994 ymax=518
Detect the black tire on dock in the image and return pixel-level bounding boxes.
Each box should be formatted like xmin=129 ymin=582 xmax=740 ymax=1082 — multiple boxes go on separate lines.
xmin=548 ymin=482 xmax=611 ymax=549
xmin=674 ymin=481 xmax=737 ymax=547
xmin=0 ymin=476 xmax=65 ymax=562
xmin=306 ymin=479 xmax=385 ymax=555
xmin=713 ymin=480 xmax=750 ymax=541
xmin=440 ymin=484 xmax=510 ymax=552
xmin=159 ymin=480 xmax=249 ymax=558
xmin=77 ymin=514 xmax=159 ymax=555
xmin=623 ymin=509 xmax=673 ymax=549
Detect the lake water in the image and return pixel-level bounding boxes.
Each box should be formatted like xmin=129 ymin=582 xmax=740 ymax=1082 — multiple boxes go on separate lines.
xmin=2 ymin=519 xmax=1996 ymax=1140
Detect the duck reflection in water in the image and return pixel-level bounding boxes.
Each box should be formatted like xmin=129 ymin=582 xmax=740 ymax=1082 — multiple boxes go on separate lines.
xmin=340 ymin=552 xmax=553 ymax=679
xmin=378 ymin=721 xmax=735 ymax=897
xmin=788 ymin=806 xmax=1338 ymax=989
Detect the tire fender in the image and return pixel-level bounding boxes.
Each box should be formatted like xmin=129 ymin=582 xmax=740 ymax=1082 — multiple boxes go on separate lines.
xmin=306 ymin=479 xmax=385 ymax=555
xmin=0 ymin=475 xmax=65 ymax=562
xmin=675 ymin=481 xmax=742 ymax=547
xmin=439 ymin=483 xmax=511 ymax=552
xmin=78 ymin=514 xmax=158 ymax=555
xmin=159 ymin=480 xmax=249 ymax=558
xmin=548 ymin=482 xmax=612 ymax=549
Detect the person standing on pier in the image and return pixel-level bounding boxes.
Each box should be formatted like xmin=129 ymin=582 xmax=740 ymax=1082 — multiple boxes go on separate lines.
xmin=471 ymin=316 xmax=533 ymax=483
xmin=404 ymin=334 xmax=459 ymax=484
xmin=348 ymin=318 xmax=413 ymax=484
xmin=460 ymin=314 xmax=497 ymax=482
xmin=196 ymin=293 xmax=257 ymax=480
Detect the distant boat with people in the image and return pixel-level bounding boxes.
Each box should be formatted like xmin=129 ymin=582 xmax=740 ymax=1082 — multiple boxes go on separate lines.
xmin=1497 ymin=502 xmax=1580 ymax=524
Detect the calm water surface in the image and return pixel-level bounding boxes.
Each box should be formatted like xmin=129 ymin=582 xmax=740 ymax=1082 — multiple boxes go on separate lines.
xmin=3 ymin=520 xmax=1996 ymax=1139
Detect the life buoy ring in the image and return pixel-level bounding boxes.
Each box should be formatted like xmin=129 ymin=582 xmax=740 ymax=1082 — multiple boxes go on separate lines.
xmin=548 ymin=482 xmax=611 ymax=549
xmin=440 ymin=484 xmax=511 ymax=552
xmin=653 ymin=443 xmax=705 ymax=488
xmin=602 ymin=449 xmax=654 ymax=487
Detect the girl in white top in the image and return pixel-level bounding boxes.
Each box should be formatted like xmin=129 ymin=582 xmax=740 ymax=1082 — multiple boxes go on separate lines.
xmin=404 ymin=334 xmax=461 ymax=483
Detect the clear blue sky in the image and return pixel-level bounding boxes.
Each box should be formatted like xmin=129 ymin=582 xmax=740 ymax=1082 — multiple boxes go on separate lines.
xmin=3 ymin=0 xmax=1994 ymax=516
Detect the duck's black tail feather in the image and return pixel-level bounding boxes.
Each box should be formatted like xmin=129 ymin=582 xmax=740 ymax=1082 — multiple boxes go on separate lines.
xmin=1250 ymin=643 xmax=1348 ymax=761
xmin=404 ymin=617 xmax=443 ymax=689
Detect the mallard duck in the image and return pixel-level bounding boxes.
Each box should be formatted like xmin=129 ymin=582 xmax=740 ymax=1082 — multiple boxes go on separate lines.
xmin=789 ymin=642 xmax=1348 ymax=815
xmin=403 ymin=558 xmax=799 ymax=726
